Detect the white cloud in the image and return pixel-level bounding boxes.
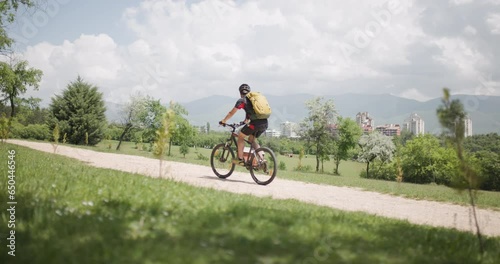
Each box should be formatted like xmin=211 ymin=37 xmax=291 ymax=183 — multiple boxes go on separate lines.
xmin=433 ymin=37 xmax=488 ymax=78
xmin=486 ymin=13 xmax=500 ymax=34
xmin=396 ymin=88 xmax=432 ymax=101
xmin=449 ymin=0 xmax=474 ymax=5
xmin=23 ymin=34 xmax=126 ymax=104
xmin=463 ymin=25 xmax=477 ymax=35
xmin=17 ymin=0 xmax=500 ymax=106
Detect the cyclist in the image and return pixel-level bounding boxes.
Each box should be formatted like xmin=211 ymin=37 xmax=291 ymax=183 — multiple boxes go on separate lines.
xmin=219 ymin=84 xmax=269 ymax=165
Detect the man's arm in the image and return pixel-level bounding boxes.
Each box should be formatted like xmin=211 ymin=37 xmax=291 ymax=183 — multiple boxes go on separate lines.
xmin=221 ymin=107 xmax=239 ymax=124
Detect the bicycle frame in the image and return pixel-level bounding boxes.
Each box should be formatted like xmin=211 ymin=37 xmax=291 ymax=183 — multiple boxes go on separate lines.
xmin=223 ymin=124 xmax=260 ymax=168
xmin=212 ymin=122 xmax=277 ymax=185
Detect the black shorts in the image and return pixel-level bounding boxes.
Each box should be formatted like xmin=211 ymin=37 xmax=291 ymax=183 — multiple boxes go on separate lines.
xmin=240 ymin=119 xmax=268 ymax=138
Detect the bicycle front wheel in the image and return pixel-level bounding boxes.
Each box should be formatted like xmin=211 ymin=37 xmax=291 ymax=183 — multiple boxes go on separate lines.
xmin=210 ymin=143 xmax=235 ymax=178
xmin=249 ymin=147 xmax=277 ymax=185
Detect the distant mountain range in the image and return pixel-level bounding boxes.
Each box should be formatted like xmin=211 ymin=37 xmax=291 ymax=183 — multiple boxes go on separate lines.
xmin=106 ymin=93 xmax=500 ymax=135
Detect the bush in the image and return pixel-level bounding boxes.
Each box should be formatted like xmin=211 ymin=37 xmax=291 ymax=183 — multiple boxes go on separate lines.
xmin=10 ymin=122 xmax=50 ymax=140
xmin=279 ymin=161 xmax=287 ymax=171
xmin=196 ymin=153 xmax=209 ymax=161
xmin=360 ymin=162 xmax=397 ymax=181
xmin=294 ymin=165 xmax=312 ymax=172
xmin=104 ymin=124 xmax=125 ymax=141
xmin=401 ymin=135 xmax=459 ymax=185
xmin=180 ymin=144 xmax=189 ymax=157
xmin=0 ymin=113 xmax=9 ymax=141
xmin=476 ymin=151 xmax=500 ymax=191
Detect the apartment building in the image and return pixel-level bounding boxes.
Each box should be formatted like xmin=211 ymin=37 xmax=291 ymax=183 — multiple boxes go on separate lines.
xmin=265 ymin=129 xmax=281 ymax=138
xmin=464 ymin=116 xmax=473 ymax=137
xmin=280 ymin=121 xmax=299 ymax=138
xmin=356 ymin=112 xmax=374 ymax=134
xmin=403 ymin=113 xmax=425 ymax=135
xmin=375 ymin=124 xmax=401 ymax=136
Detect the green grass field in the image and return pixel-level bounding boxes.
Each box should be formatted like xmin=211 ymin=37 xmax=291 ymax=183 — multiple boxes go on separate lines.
xmin=1 ymin=143 xmax=499 ymax=263
xmin=73 ymin=139 xmax=500 ymax=210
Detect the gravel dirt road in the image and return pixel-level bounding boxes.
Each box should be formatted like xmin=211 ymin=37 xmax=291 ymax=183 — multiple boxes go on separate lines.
xmin=9 ymin=139 xmax=500 ymax=237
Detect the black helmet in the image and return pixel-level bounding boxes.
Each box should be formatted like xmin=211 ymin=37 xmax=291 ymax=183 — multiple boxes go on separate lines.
xmin=239 ymin=83 xmax=250 ymax=95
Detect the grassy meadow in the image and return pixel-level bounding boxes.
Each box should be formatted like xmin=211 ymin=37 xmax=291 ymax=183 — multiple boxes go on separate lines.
xmin=1 ymin=143 xmax=500 ymax=263
xmin=73 ymin=139 xmax=500 ymax=210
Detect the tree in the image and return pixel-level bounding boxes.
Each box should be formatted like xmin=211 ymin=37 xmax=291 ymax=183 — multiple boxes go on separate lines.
xmin=300 ymin=97 xmax=337 ymax=172
xmin=1 ymin=0 xmax=34 ymax=52
xmin=401 ymin=134 xmax=458 ymax=184
xmin=48 ymin=76 xmax=107 ymax=145
xmin=153 ymin=109 xmax=174 ymax=177
xmin=358 ymin=132 xmax=395 ymax=178
xmin=116 ymin=94 xmax=147 ymax=150
xmin=180 ymin=143 xmax=189 ymax=158
xmin=12 ymin=97 xmax=49 ymax=125
xmin=331 ymin=117 xmax=363 ymax=175
xmin=437 ymin=88 xmax=484 ymax=253
xmin=394 ymin=130 xmax=414 ymax=146
xmin=463 ymin=133 xmax=500 ymax=191
xmin=0 ymin=60 xmax=42 ymax=117
xmin=168 ymin=101 xmax=195 ymax=156
xmin=475 ymin=151 xmax=500 ymax=191
xmin=137 ymin=98 xmax=167 ymax=144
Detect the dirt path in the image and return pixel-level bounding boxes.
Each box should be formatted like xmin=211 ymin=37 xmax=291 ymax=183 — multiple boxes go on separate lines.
xmin=8 ymin=139 xmax=500 ymax=237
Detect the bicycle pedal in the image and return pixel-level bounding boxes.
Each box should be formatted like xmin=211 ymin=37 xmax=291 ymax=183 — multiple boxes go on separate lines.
xmin=232 ymin=158 xmax=245 ymax=166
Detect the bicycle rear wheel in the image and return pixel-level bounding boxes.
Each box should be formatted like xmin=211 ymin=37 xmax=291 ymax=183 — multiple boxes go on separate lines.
xmin=210 ymin=143 xmax=235 ymax=178
xmin=249 ymin=147 xmax=277 ymax=185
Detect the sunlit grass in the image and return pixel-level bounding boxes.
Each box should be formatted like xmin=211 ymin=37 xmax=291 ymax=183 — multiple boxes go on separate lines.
xmin=68 ymin=139 xmax=500 ymax=210
xmin=1 ymin=143 xmax=499 ymax=263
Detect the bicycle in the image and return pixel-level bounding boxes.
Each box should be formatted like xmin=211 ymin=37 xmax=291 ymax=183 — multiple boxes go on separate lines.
xmin=210 ymin=122 xmax=277 ymax=185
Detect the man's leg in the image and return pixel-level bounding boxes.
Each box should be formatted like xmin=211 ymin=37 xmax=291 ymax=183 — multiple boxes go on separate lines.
xmin=237 ymin=131 xmax=247 ymax=160
xmin=249 ymin=135 xmax=264 ymax=159
xmin=249 ymin=135 xmax=260 ymax=150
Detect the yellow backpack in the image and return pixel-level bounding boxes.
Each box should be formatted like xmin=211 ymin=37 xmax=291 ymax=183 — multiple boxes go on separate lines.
xmin=246 ymin=92 xmax=272 ymax=119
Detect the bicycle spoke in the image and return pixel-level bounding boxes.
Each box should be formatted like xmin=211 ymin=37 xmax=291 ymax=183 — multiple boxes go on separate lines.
xmin=210 ymin=143 xmax=235 ymax=178
xmin=249 ymin=147 xmax=277 ymax=185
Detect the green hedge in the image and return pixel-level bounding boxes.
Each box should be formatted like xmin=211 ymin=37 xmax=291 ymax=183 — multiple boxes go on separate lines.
xmin=10 ymin=122 xmax=50 ymax=141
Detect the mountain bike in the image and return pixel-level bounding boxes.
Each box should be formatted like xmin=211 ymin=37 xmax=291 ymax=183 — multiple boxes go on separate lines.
xmin=210 ymin=122 xmax=277 ymax=185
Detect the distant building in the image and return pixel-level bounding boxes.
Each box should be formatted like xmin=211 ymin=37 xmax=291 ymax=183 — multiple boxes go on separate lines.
xmin=375 ymin=124 xmax=401 ymax=136
xmin=464 ymin=116 xmax=472 ymax=137
xmin=280 ymin=121 xmax=299 ymax=138
xmin=356 ymin=112 xmax=374 ymax=134
xmin=356 ymin=112 xmax=374 ymax=127
xmin=403 ymin=113 xmax=425 ymax=135
xmin=361 ymin=124 xmax=373 ymax=134
xmin=265 ymin=129 xmax=281 ymax=138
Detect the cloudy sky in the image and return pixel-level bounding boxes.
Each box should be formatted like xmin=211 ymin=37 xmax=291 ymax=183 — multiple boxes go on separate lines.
xmin=6 ymin=0 xmax=500 ymax=106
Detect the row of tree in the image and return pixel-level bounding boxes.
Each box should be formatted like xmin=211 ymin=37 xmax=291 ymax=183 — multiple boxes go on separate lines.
xmin=1 ymin=1 xmax=43 ymax=120
xmin=297 ymin=96 xmax=499 ymax=192
xmin=2 ymin=83 xmax=498 ymax=192
xmin=0 ymin=2 xmax=497 ymax=192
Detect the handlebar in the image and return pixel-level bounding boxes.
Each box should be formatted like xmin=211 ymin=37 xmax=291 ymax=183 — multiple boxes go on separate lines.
xmin=219 ymin=121 xmax=245 ymax=131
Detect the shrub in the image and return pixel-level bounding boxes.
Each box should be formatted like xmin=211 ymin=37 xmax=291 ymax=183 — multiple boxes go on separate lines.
xmin=279 ymin=161 xmax=287 ymax=171
xmin=401 ymin=135 xmax=459 ymax=185
xmin=196 ymin=153 xmax=209 ymax=161
xmin=10 ymin=122 xmax=50 ymax=140
xmin=180 ymin=143 xmax=189 ymax=158
xmin=360 ymin=161 xmax=397 ymax=181
xmin=104 ymin=124 xmax=125 ymax=140
xmin=476 ymin=151 xmax=500 ymax=191
xmin=0 ymin=113 xmax=9 ymax=142
xmin=294 ymin=165 xmax=312 ymax=172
